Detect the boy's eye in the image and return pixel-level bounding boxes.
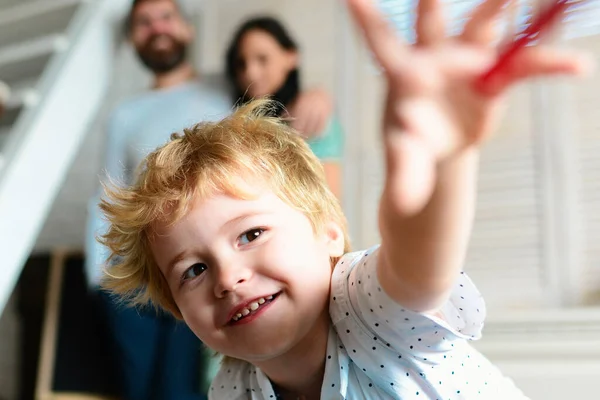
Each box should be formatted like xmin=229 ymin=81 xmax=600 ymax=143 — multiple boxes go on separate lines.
xmin=239 ymin=228 xmax=264 ymax=245
xmin=183 ymin=263 xmax=207 ymax=281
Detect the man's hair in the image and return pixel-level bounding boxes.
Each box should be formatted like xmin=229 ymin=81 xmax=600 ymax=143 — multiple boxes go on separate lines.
xmin=99 ymin=99 xmax=350 ymax=318
xmin=124 ymin=0 xmax=189 ymax=36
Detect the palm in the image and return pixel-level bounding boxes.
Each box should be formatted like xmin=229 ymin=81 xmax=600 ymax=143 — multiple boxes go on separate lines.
xmin=380 ymin=54 xmax=494 ymax=211
xmin=348 ymin=0 xmax=587 ymax=213
xmin=386 ymin=46 xmax=496 ymax=155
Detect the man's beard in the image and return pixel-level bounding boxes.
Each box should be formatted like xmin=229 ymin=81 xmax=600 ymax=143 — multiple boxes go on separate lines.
xmin=136 ymin=34 xmax=187 ymax=73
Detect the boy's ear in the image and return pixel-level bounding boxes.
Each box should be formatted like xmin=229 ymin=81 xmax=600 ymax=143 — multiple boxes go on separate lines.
xmin=324 ymin=221 xmax=345 ymax=258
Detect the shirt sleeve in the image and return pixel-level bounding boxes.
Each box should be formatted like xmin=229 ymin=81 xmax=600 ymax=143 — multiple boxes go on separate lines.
xmin=330 ymin=246 xmax=486 ymax=359
xmin=306 ymin=115 xmax=344 ymax=162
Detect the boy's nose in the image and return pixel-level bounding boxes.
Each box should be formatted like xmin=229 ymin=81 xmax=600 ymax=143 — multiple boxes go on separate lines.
xmin=214 ymin=266 xmax=251 ymax=298
xmin=215 ymin=278 xmax=246 ymax=298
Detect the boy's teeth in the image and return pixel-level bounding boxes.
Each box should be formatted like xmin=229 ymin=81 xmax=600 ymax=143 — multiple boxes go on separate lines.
xmin=231 ymin=296 xmax=274 ymax=322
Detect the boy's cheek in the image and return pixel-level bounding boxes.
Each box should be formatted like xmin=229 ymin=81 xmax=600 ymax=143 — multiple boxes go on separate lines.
xmin=175 ymin=288 xmax=211 ymax=320
xmin=179 ymin=305 xmax=213 ymax=336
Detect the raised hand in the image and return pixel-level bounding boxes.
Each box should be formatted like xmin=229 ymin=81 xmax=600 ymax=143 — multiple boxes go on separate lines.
xmin=346 ymin=0 xmax=590 ymax=312
xmin=347 ymin=0 xmax=588 ymax=215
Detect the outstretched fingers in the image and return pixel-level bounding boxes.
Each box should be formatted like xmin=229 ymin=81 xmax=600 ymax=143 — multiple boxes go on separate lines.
xmin=415 ymin=0 xmax=447 ymax=47
xmin=462 ymin=0 xmax=513 ymax=46
xmin=346 ymin=0 xmax=408 ymax=76
xmin=480 ymin=46 xmax=593 ymax=95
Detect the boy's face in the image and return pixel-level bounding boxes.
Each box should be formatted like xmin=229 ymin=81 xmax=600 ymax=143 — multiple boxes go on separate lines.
xmin=150 ymin=190 xmax=344 ymax=362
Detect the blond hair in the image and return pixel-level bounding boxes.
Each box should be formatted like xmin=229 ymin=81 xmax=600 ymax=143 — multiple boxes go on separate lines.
xmin=99 ymin=99 xmax=350 ymax=318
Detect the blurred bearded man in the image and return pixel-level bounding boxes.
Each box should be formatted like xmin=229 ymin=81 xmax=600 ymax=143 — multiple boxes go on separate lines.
xmin=84 ymin=1 xmax=228 ymax=399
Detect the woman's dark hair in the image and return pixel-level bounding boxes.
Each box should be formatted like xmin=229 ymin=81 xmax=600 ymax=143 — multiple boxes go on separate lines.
xmin=225 ymin=16 xmax=301 ymax=117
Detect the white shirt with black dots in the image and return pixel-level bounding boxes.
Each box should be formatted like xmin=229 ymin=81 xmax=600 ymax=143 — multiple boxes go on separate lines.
xmin=209 ymin=245 xmax=529 ymax=399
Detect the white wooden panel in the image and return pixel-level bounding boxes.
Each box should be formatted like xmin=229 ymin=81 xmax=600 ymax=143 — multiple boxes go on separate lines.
xmin=570 ymin=34 xmax=600 ymax=303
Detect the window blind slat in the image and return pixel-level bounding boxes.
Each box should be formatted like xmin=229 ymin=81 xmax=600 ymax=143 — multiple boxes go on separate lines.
xmin=379 ymin=0 xmax=533 ymax=40
xmin=379 ymin=0 xmax=600 ymax=40
xmin=466 ymin=85 xmax=544 ymax=310
xmin=564 ymin=0 xmax=600 ymax=38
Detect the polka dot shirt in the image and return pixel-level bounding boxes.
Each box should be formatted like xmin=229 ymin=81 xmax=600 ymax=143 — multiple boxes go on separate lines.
xmin=209 ymin=246 xmax=529 ymax=399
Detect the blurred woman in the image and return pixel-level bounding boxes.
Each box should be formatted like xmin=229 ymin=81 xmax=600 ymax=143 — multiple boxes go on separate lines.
xmin=225 ymin=16 xmax=343 ymax=198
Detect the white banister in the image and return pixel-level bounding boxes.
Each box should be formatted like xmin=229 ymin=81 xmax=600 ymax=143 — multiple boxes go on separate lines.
xmin=0 ymin=0 xmax=113 ymax=314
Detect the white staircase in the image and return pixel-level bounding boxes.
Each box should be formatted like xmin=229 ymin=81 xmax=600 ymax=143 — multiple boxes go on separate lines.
xmin=0 ymin=0 xmax=114 ymax=314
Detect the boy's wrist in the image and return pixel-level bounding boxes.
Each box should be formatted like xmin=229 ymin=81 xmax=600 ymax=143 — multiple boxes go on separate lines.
xmin=434 ymin=146 xmax=480 ymax=198
xmin=438 ymin=143 xmax=480 ymax=167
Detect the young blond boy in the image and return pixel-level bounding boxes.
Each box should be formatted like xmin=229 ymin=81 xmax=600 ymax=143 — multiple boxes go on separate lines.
xmin=99 ymin=0 xmax=589 ymax=398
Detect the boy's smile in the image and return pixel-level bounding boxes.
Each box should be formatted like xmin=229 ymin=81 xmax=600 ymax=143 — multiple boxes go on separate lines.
xmin=227 ymin=291 xmax=280 ymax=325
xmin=150 ymin=190 xmax=344 ymax=363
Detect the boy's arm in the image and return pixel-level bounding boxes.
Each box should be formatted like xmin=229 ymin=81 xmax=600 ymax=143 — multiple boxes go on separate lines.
xmin=346 ymin=0 xmax=588 ymax=313
xmin=378 ymin=145 xmax=479 ymax=313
